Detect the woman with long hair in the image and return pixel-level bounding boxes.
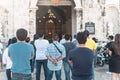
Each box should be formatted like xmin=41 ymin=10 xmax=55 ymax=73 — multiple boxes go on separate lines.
xmin=109 ymin=34 xmax=120 ymax=80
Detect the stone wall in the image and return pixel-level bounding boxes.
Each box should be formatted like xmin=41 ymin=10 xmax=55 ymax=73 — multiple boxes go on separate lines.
xmin=0 ymin=0 xmax=120 ymax=42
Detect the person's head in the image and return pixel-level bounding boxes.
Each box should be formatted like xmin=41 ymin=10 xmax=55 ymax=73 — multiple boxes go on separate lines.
xmin=38 ymin=32 xmax=44 ymax=38
xmin=25 ymin=37 xmax=30 ymax=43
xmin=7 ymin=39 xmax=12 ymax=47
xmin=74 ymin=34 xmax=76 ymax=38
xmin=84 ymin=30 xmax=89 ymax=37
xmin=16 ymin=28 xmax=28 ymax=41
xmin=108 ymin=35 xmax=114 ymax=41
xmin=11 ymin=37 xmax=17 ymax=43
xmin=33 ymin=34 xmax=39 ymax=40
xmin=92 ymin=37 xmax=98 ymax=43
xmin=64 ymin=34 xmax=71 ymax=41
xmin=52 ymin=33 xmax=59 ymax=41
xmin=77 ymin=32 xmax=87 ymax=44
xmin=7 ymin=37 xmax=17 ymax=47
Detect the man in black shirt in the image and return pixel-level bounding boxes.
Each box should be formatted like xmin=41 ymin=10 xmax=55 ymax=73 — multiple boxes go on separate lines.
xmin=63 ymin=34 xmax=76 ymax=80
xmin=68 ymin=32 xmax=94 ymax=80
xmin=105 ymin=35 xmax=114 ymax=51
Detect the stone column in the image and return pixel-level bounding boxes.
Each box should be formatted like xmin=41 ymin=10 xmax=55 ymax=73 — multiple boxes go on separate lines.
xmin=29 ymin=0 xmax=38 ymax=39
xmin=74 ymin=7 xmax=83 ymax=33
xmin=29 ymin=7 xmax=38 ymax=38
xmin=107 ymin=22 xmax=113 ymax=35
xmin=6 ymin=0 xmax=14 ymax=38
xmin=0 ymin=23 xmax=2 ymax=37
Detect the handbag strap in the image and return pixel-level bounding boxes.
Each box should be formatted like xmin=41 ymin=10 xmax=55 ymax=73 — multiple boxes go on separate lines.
xmin=53 ymin=43 xmax=62 ymax=54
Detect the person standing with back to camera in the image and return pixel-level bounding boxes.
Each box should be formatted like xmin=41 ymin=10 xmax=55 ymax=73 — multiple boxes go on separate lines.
xmin=108 ymin=34 xmax=120 ymax=80
xmin=8 ymin=28 xmax=34 ymax=80
xmin=45 ymin=33 xmax=66 ymax=80
xmin=34 ymin=32 xmax=49 ymax=80
xmin=63 ymin=34 xmax=76 ymax=80
xmin=68 ymin=32 xmax=94 ymax=80
xmin=84 ymin=30 xmax=96 ymax=80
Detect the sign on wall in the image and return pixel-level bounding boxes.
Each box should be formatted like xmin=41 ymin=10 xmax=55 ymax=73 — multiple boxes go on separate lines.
xmin=85 ymin=22 xmax=95 ymax=34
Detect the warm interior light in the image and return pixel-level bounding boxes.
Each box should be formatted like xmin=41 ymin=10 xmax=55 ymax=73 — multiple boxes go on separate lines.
xmin=51 ymin=0 xmax=60 ymax=4
xmin=48 ymin=19 xmax=54 ymax=23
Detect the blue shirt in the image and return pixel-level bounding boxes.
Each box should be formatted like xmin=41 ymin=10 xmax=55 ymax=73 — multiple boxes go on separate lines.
xmin=8 ymin=42 xmax=34 ymax=74
xmin=45 ymin=41 xmax=66 ymax=71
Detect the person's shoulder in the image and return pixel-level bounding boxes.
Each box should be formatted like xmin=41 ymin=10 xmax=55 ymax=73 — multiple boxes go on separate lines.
xmin=34 ymin=39 xmax=39 ymax=42
xmin=26 ymin=43 xmax=33 ymax=47
xmin=9 ymin=43 xmax=16 ymax=47
xmin=86 ymin=47 xmax=93 ymax=52
xmin=68 ymin=48 xmax=78 ymax=56
xmin=59 ymin=42 xmax=65 ymax=47
xmin=84 ymin=48 xmax=94 ymax=54
xmin=62 ymin=42 xmax=66 ymax=45
xmin=47 ymin=43 xmax=53 ymax=48
xmin=4 ymin=48 xmax=8 ymax=52
xmin=69 ymin=47 xmax=77 ymax=52
xmin=43 ymin=39 xmax=49 ymax=43
xmin=106 ymin=41 xmax=113 ymax=46
xmin=70 ymin=42 xmax=76 ymax=46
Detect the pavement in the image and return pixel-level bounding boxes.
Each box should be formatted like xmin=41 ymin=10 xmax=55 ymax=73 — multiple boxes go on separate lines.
xmin=0 ymin=65 xmax=111 ymax=80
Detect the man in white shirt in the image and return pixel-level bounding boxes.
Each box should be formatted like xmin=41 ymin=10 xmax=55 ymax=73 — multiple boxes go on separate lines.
xmin=60 ymin=34 xmax=66 ymax=44
xmin=34 ymin=32 xmax=49 ymax=80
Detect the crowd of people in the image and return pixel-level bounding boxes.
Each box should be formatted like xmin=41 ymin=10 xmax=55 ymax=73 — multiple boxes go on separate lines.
xmin=0 ymin=28 xmax=120 ymax=80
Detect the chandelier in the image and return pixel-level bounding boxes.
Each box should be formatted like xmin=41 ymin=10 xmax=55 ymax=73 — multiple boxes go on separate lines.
xmin=51 ymin=0 xmax=60 ymax=4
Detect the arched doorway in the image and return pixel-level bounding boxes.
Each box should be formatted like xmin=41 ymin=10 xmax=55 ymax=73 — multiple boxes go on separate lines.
xmin=36 ymin=0 xmax=75 ymax=40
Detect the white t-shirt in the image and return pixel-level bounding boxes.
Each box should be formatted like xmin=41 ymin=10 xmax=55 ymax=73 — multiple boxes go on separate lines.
xmin=35 ymin=39 xmax=49 ymax=60
xmin=60 ymin=38 xmax=65 ymax=44
xmin=2 ymin=48 xmax=12 ymax=69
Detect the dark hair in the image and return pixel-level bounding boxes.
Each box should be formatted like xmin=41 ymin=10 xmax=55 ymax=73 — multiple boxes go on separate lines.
xmin=8 ymin=39 xmax=12 ymax=46
xmin=64 ymin=34 xmax=71 ymax=40
xmin=33 ymin=34 xmax=39 ymax=40
xmin=84 ymin=30 xmax=89 ymax=37
xmin=16 ymin=28 xmax=27 ymax=41
xmin=25 ymin=37 xmax=30 ymax=43
xmin=38 ymin=32 xmax=44 ymax=38
xmin=74 ymin=34 xmax=76 ymax=38
xmin=11 ymin=37 xmax=17 ymax=43
xmin=52 ymin=33 xmax=59 ymax=41
xmin=108 ymin=35 xmax=114 ymax=40
xmin=77 ymin=32 xmax=87 ymax=44
xmin=7 ymin=37 xmax=17 ymax=47
xmin=92 ymin=37 xmax=98 ymax=43
xmin=112 ymin=34 xmax=120 ymax=55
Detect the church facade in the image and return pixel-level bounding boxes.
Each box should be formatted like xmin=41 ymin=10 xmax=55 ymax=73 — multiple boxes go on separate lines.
xmin=0 ymin=0 xmax=120 ymax=41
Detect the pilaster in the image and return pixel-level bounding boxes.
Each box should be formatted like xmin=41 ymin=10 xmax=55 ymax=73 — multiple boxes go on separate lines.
xmin=29 ymin=7 xmax=38 ymax=38
xmin=74 ymin=7 xmax=82 ymax=33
